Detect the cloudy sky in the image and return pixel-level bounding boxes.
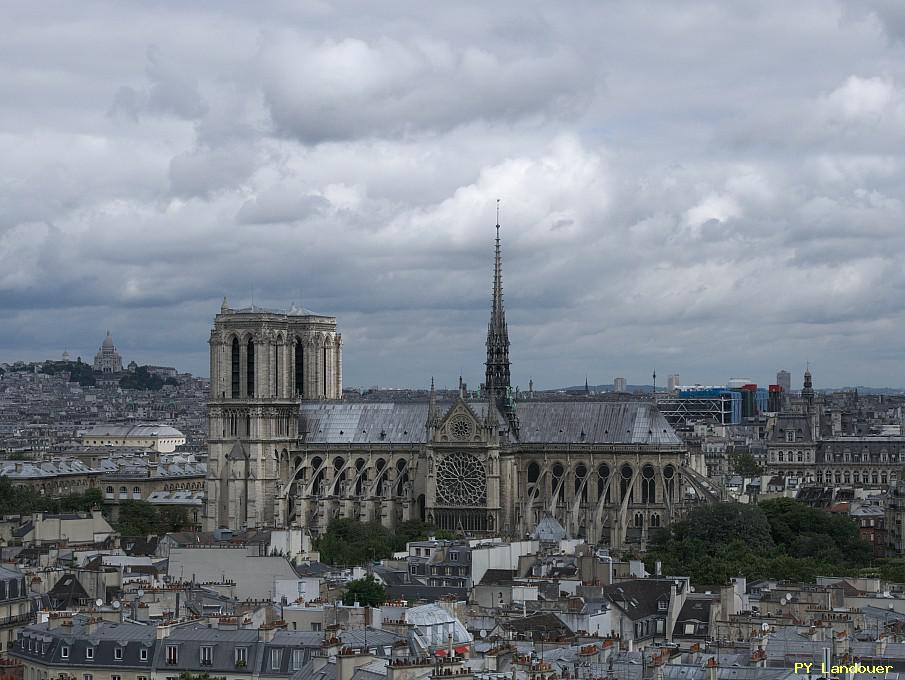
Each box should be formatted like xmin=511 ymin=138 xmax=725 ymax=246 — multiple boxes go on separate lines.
xmin=3 ymin=1 xmax=905 ymax=390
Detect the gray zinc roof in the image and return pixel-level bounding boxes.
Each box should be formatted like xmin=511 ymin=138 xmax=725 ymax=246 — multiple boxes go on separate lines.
xmin=514 ymin=402 xmax=681 ymax=445
xmin=300 ymin=401 xmax=680 ymax=446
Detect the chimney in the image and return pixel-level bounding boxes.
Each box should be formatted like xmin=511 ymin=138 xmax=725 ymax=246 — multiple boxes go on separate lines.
xmin=705 ymin=657 xmax=717 ymax=680
xmin=338 ymin=648 xmax=375 ymax=680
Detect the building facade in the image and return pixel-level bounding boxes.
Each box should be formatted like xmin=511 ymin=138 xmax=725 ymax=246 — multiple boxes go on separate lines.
xmin=205 ymin=226 xmax=711 ymax=548
xmin=93 ymin=330 xmax=124 ymax=373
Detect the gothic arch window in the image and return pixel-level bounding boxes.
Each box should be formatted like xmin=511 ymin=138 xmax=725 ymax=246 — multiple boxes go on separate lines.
xmin=332 ymin=456 xmax=346 ymax=495
xmin=634 ymin=512 xmax=643 ymax=527
xmin=355 ymin=458 xmax=366 ymax=495
xmin=323 ymin=344 xmax=328 ymax=397
xmin=375 ymin=458 xmax=386 ymax=496
xmin=641 ymin=464 xmax=656 ymax=504
xmin=311 ymin=456 xmax=324 ymax=496
xmin=598 ymin=464 xmax=611 ymax=503
xmin=552 ymin=463 xmax=565 ymax=503
xmin=620 ymin=464 xmax=634 ymax=504
xmin=396 ymin=459 xmax=409 ymax=497
xmin=295 ymin=338 xmax=304 ymax=396
xmin=663 ymin=465 xmax=675 ymax=501
xmin=527 ymin=462 xmax=540 ymax=484
xmin=274 ymin=337 xmax=280 ymax=397
xmin=231 ymin=337 xmax=240 ymax=398
xmin=575 ymin=464 xmax=588 ymax=503
xmin=246 ymin=337 xmax=255 ymax=397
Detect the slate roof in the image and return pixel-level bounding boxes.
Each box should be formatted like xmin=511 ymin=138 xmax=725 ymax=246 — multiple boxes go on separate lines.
xmin=299 ymin=401 xmax=680 ymax=446
xmin=603 ymin=578 xmax=678 ymax=621
xmin=11 ymin=615 xmax=156 ymax=670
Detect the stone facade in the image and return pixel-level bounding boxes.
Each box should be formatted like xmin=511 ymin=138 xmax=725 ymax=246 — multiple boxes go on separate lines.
xmin=205 ymin=232 xmax=709 ymax=547
xmin=93 ymin=330 xmax=123 ymax=373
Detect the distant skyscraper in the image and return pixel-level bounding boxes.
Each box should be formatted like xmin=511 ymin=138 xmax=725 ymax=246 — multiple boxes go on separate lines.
xmin=776 ymin=370 xmax=791 ymax=393
xmin=667 ymin=374 xmax=680 ymax=393
xmin=613 ymin=377 xmax=627 ymax=393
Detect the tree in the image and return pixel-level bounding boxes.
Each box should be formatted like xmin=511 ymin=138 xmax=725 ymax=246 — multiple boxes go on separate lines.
xmin=729 ymin=451 xmax=763 ymax=478
xmin=645 ymin=499 xmax=870 ymax=584
xmin=343 ymin=575 xmax=386 ymax=607
xmin=119 ymin=365 xmax=164 ymax=391
xmin=177 ymin=673 xmax=227 ymax=680
xmin=315 ymin=518 xmax=447 ymax=565
xmin=116 ymin=500 xmax=189 ymax=536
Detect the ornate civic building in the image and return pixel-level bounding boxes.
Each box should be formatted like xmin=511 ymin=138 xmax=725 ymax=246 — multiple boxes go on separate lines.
xmin=205 ymin=224 xmax=713 ymax=547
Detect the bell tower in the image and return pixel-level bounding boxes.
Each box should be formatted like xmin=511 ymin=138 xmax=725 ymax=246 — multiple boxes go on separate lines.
xmin=205 ymin=299 xmax=342 ymax=531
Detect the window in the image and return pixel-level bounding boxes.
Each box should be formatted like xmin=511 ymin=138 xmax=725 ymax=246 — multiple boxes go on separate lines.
xmin=114 ymin=647 xmax=123 ymax=660
xmin=292 ymin=648 xmax=305 ymax=670
xmin=415 ymin=548 xmax=421 ymax=556
xmin=272 ymin=648 xmax=283 ymax=670
xmin=86 ymin=647 xmax=94 ymax=659
xmin=312 ymin=622 xmax=322 ymax=632
xmin=658 ymin=600 xmax=668 ymax=611
xmin=83 ymin=675 xmax=93 ymax=680
xmin=449 ymin=551 xmax=459 ymax=561
xmin=786 ymin=431 xmax=795 ymax=442
xmin=201 ymin=646 xmax=213 ymax=665
xmin=166 ymin=645 xmax=178 ymax=665
xmin=235 ymin=647 xmax=248 ymax=666
xmin=140 ymin=648 xmax=148 ymax=661
xmin=112 ymin=675 xmax=121 ymax=680
xmin=61 ymin=646 xmax=69 ymax=659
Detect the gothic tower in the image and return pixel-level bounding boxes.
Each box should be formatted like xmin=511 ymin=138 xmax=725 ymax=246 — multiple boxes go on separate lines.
xmin=485 ymin=220 xmax=511 ymax=396
xmin=205 ymin=299 xmax=342 ymax=531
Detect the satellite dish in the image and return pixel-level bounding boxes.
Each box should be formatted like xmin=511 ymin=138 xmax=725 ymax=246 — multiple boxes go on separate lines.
xmin=762 ymin=623 xmax=769 ymax=632
xmin=480 ymin=630 xmax=487 ymax=639
xmin=112 ymin=600 xmax=121 ymax=610
xmin=137 ymin=589 xmax=145 ymax=598
xmin=95 ymin=598 xmax=104 ymax=607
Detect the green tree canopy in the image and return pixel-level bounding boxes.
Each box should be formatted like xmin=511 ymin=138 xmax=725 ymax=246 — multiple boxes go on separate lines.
xmin=316 ymin=518 xmax=448 ymax=565
xmin=116 ymin=500 xmax=188 ymax=536
xmin=646 ymin=499 xmax=872 ymax=584
xmin=343 ymin=575 xmax=386 ymax=607
xmin=729 ymin=451 xmax=763 ymax=478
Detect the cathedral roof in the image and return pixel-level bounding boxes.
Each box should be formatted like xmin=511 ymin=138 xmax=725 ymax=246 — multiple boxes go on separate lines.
xmin=298 ymin=401 xmax=681 ymax=446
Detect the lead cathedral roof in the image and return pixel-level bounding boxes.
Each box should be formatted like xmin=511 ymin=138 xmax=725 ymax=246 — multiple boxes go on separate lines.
xmin=298 ymin=401 xmax=680 ymax=446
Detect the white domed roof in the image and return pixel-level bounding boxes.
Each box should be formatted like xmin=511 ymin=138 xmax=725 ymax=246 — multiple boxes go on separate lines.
xmin=102 ymin=330 xmax=114 ymax=348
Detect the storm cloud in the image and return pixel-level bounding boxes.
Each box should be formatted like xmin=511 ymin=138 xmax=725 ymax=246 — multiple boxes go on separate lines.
xmin=2 ymin=1 xmax=905 ymax=390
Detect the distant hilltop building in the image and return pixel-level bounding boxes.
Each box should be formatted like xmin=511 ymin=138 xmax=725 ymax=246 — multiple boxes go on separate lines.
xmin=92 ymin=330 xmax=123 ymax=373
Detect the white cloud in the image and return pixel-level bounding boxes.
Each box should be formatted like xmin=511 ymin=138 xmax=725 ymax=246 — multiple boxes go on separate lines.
xmin=2 ymin=1 xmax=905 ymax=388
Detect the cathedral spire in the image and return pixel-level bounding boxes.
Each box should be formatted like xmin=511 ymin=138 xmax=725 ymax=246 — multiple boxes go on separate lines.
xmin=485 ymin=202 xmax=511 ymax=397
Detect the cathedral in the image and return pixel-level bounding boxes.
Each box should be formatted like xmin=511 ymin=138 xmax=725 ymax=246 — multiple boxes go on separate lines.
xmin=205 ymin=224 xmax=714 ymax=547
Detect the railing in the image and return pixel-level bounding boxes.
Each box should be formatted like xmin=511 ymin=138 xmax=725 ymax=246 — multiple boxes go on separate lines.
xmin=0 ymin=611 xmax=34 ymax=626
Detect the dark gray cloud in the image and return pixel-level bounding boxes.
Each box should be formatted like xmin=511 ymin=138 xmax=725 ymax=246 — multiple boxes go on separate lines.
xmin=2 ymin=1 xmax=905 ymax=390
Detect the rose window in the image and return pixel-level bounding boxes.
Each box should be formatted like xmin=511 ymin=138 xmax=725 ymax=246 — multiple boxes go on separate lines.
xmin=437 ymin=452 xmax=486 ymax=506
xmin=449 ymin=415 xmax=474 ymax=441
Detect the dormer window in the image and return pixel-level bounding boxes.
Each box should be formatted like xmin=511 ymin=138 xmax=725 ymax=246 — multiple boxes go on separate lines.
xmin=658 ymin=600 xmax=668 ymax=611
xmin=86 ymin=646 xmax=94 ymax=660
xmin=114 ymin=647 xmax=123 ymax=660
xmin=786 ymin=431 xmax=795 ymax=443
xmin=61 ymin=646 xmax=69 ymax=659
